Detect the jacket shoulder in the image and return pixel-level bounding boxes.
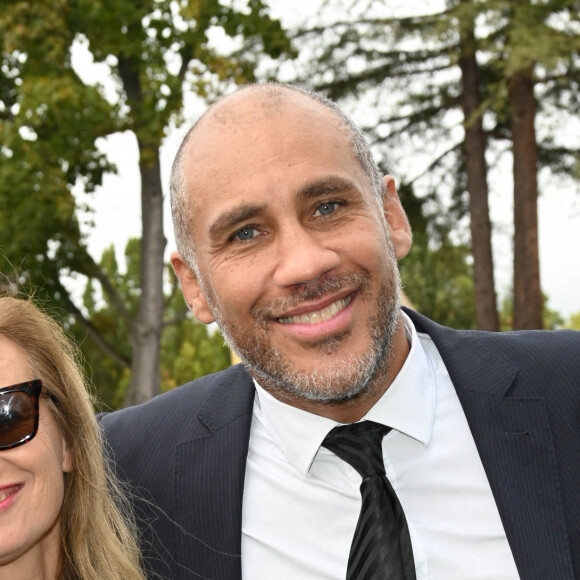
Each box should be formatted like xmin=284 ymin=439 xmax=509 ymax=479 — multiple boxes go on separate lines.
xmin=405 ymin=308 xmax=580 ymax=395
xmin=99 ymin=363 xmax=253 ymax=448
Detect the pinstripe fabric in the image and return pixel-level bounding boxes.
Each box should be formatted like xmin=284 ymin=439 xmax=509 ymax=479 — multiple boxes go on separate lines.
xmin=100 ymin=310 xmax=580 ymax=580
xmin=100 ymin=364 xmax=255 ymax=579
xmin=406 ymin=308 xmax=580 ymax=580
xmin=323 ymin=421 xmax=416 ymax=580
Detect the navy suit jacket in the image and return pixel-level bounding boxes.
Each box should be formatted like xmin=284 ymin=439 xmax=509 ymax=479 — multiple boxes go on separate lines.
xmin=100 ymin=310 xmax=580 ymax=579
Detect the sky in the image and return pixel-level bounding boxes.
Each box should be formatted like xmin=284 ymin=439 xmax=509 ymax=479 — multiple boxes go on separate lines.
xmin=72 ymin=0 xmax=580 ymax=320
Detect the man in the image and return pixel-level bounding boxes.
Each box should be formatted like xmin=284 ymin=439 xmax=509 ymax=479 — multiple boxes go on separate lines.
xmin=101 ymin=83 xmax=580 ymax=580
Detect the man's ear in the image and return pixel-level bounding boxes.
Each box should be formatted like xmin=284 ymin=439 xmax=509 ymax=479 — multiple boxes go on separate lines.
xmin=170 ymin=251 xmax=215 ymax=324
xmin=382 ymin=176 xmax=412 ymax=260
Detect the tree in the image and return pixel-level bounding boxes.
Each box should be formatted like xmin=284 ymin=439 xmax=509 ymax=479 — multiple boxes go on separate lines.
xmin=397 ymin=182 xmax=476 ymax=329
xmin=498 ymin=0 xmax=580 ymax=328
xmin=563 ymin=310 xmax=580 ymax=330
xmin=281 ymin=0 xmax=580 ymax=329
xmin=457 ymin=0 xmax=499 ymax=330
xmin=281 ymin=0 xmax=499 ymax=328
xmin=1 ymin=0 xmax=291 ymax=404
xmin=498 ymin=292 xmax=565 ymax=331
xmin=0 ymin=1 xmax=116 ymax=302
xmin=73 ymin=239 xmax=230 ymax=410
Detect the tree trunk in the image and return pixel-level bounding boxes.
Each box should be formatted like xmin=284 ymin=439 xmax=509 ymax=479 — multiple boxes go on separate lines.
xmin=509 ymin=65 xmax=543 ymax=330
xmin=117 ymin=53 xmax=167 ymax=405
xmin=124 ymin=150 xmax=167 ymax=406
xmin=458 ymin=13 xmax=499 ymax=331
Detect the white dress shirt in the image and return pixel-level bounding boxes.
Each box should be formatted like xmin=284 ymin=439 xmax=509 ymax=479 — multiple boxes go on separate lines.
xmin=241 ymin=313 xmax=520 ymax=579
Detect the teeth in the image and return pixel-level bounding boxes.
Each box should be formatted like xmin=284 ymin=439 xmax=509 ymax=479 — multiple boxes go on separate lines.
xmin=0 ymin=487 xmax=18 ymax=503
xmin=279 ymin=295 xmax=351 ymax=324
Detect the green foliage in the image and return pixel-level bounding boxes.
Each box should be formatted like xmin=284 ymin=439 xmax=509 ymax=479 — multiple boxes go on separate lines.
xmin=397 ymin=183 xmax=476 ymax=329
xmin=1 ymin=0 xmax=118 ymax=310
xmin=73 ymin=240 xmax=230 ymax=410
xmin=498 ymin=292 xmax=565 ymax=331
xmin=161 ymin=315 xmax=230 ymax=394
xmin=286 ymin=0 xmax=580 ymax=183
xmin=66 ymin=0 xmax=293 ymax=155
xmin=563 ymin=310 xmax=580 ymax=330
xmin=401 ymin=241 xmax=476 ymax=330
xmin=1 ymin=0 xmax=291 ymax=401
xmin=284 ymin=0 xmax=580 ymax=330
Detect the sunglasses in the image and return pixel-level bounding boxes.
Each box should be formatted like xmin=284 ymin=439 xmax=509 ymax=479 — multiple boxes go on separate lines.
xmin=0 ymin=379 xmax=47 ymax=450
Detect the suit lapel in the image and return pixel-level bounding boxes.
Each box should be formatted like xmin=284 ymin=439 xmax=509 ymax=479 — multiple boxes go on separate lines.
xmin=173 ymin=365 xmax=254 ymax=580
xmin=406 ymin=309 xmax=574 ymax=580
xmin=167 ymin=314 xmax=575 ymax=579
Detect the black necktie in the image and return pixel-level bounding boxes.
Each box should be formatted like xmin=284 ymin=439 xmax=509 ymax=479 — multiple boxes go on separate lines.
xmin=322 ymin=420 xmax=416 ymax=580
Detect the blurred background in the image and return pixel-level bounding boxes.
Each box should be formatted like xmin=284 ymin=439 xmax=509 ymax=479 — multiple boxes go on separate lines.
xmin=1 ymin=0 xmax=579 ymax=409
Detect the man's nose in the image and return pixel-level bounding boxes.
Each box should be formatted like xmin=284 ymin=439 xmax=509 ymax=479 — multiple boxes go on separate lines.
xmin=272 ymin=226 xmax=341 ymax=288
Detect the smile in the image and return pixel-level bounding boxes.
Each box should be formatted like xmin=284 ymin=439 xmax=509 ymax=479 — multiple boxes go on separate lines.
xmin=0 ymin=484 xmax=21 ymax=503
xmin=278 ymin=295 xmax=352 ymax=325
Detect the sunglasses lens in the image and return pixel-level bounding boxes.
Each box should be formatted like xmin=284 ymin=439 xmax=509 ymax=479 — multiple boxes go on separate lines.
xmin=0 ymin=391 xmax=35 ymax=448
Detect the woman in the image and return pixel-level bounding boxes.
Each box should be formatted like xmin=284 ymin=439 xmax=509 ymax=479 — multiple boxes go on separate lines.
xmin=0 ymin=295 xmax=145 ymax=580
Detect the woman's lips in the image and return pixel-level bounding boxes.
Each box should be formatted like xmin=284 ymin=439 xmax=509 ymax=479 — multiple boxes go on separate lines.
xmin=0 ymin=484 xmax=23 ymax=505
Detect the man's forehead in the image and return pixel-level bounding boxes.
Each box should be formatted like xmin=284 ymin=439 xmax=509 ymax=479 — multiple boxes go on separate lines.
xmin=179 ymin=86 xmax=361 ymax=216
xmin=180 ymin=89 xmax=345 ymax=186
xmin=192 ymin=86 xmax=334 ymax=140
xmin=209 ymin=86 xmax=290 ymax=123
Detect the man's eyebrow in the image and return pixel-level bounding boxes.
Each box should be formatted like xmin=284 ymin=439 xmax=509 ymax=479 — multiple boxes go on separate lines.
xmin=208 ymin=176 xmax=359 ymax=240
xmin=296 ymin=175 xmax=359 ymax=200
xmin=208 ymin=204 xmax=265 ymax=240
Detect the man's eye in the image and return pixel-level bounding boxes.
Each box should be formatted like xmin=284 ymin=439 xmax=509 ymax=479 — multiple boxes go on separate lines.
xmin=234 ymin=227 xmax=258 ymax=241
xmin=314 ymin=202 xmax=338 ymax=217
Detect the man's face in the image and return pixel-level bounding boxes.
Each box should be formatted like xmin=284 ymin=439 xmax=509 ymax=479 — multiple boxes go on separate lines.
xmin=173 ymin=92 xmax=411 ymax=408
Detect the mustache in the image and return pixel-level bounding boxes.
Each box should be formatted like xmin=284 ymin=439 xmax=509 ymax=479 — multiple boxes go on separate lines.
xmin=250 ymin=272 xmax=371 ymax=324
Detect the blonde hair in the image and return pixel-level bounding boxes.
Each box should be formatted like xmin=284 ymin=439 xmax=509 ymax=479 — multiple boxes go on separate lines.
xmin=0 ymin=295 xmax=145 ymax=580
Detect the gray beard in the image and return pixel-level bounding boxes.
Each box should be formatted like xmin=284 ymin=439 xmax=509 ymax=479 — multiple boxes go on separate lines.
xmin=244 ymin=287 xmax=399 ymax=403
xmin=210 ymin=273 xmax=401 ymax=404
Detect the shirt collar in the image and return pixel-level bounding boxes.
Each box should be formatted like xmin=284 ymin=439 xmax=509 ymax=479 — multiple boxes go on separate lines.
xmin=253 ymin=312 xmax=437 ymax=478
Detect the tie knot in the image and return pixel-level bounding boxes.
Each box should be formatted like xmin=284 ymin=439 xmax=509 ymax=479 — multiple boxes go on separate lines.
xmin=322 ymin=420 xmax=391 ymax=479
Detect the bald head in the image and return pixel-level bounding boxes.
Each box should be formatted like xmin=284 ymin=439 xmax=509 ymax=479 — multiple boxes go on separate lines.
xmin=170 ymin=83 xmax=385 ymax=271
